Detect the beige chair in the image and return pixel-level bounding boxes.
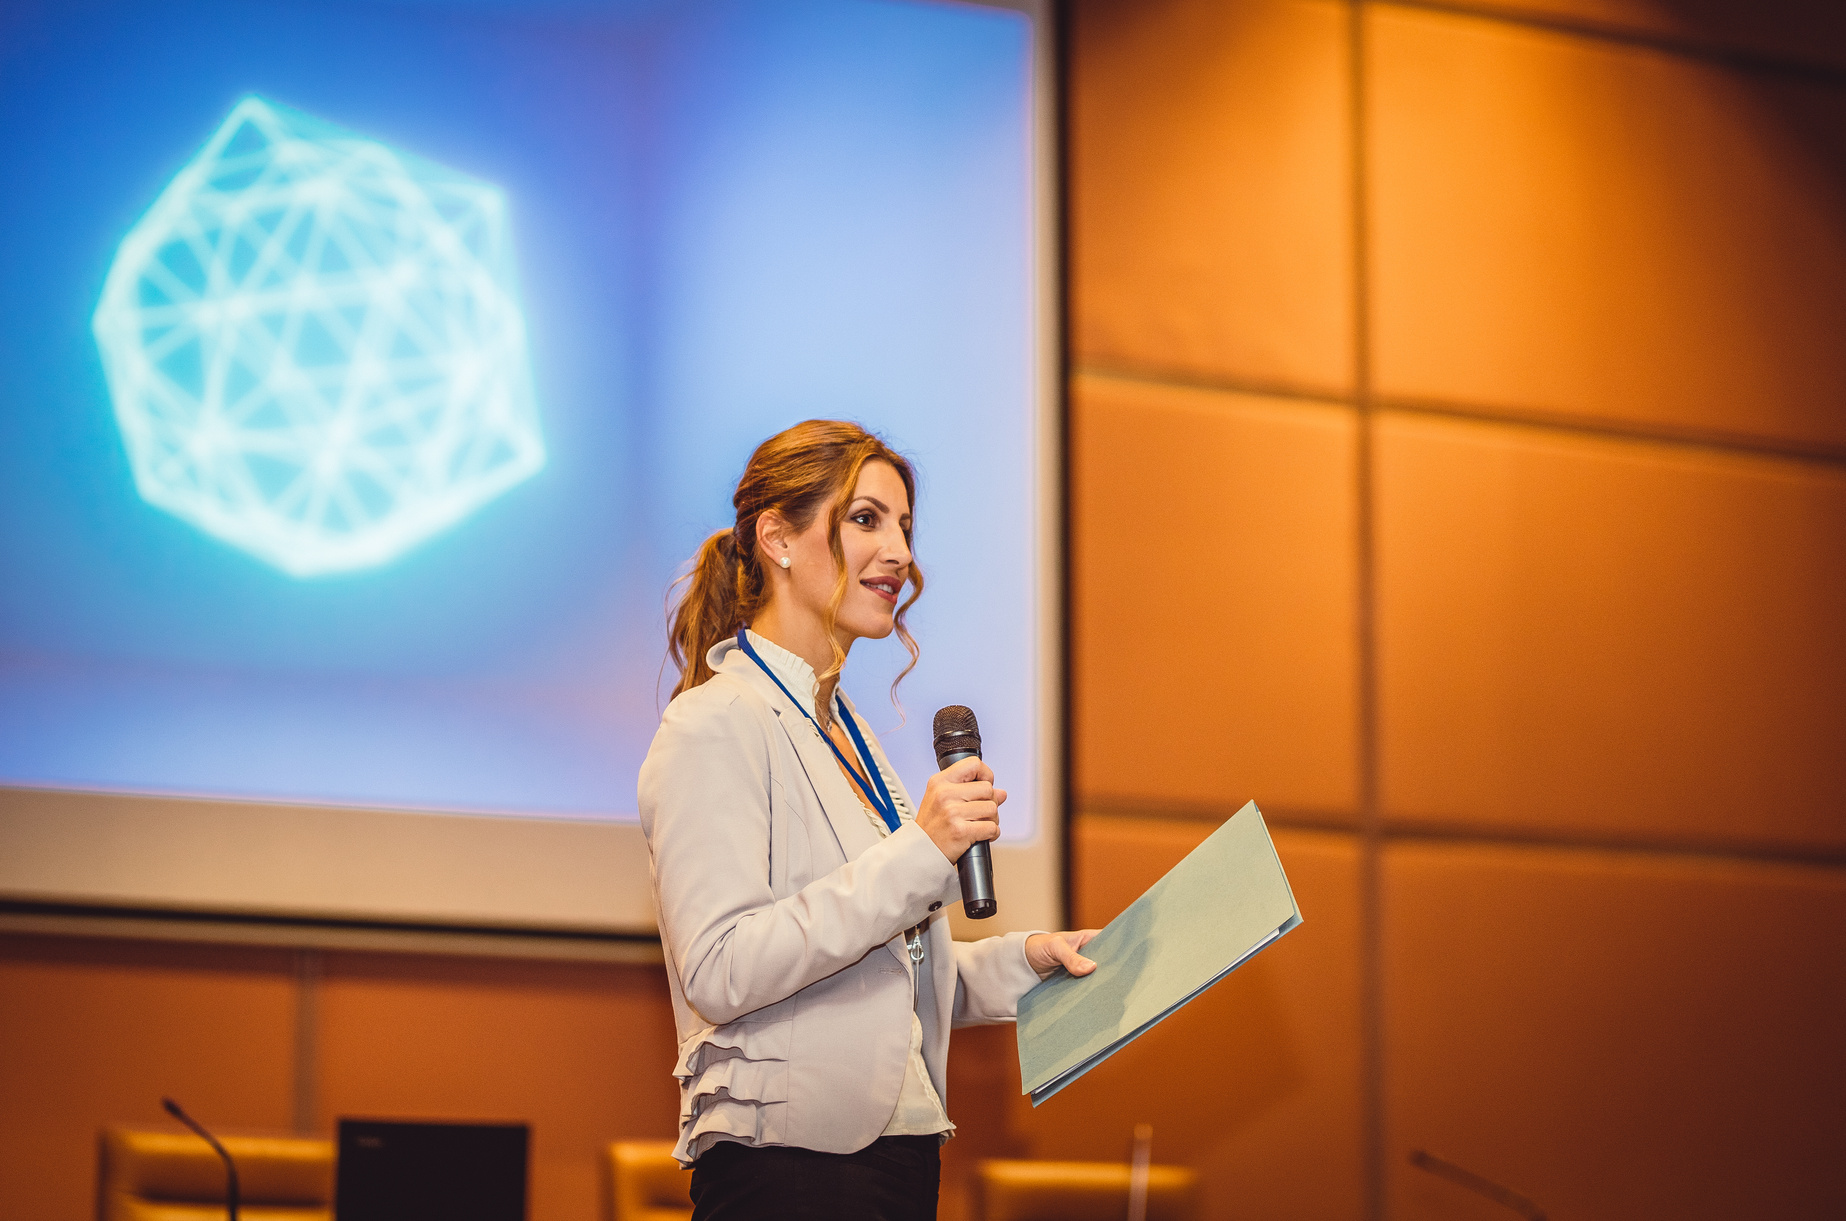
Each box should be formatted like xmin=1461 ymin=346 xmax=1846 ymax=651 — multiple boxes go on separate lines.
xmin=972 ymin=1158 xmax=1200 ymax=1221
xmin=98 ymin=1124 xmax=333 ymax=1221
xmin=606 ymin=1140 xmax=693 ymax=1221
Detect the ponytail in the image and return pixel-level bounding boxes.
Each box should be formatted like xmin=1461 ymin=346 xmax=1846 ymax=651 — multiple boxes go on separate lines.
xmin=666 ymin=525 xmax=760 ymax=697
xmin=664 ymin=420 xmax=922 ymax=714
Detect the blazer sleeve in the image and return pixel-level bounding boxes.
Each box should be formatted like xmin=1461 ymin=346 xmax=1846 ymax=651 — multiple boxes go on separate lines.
xmin=639 ymin=681 xmax=958 ymax=1027
xmin=950 ymin=930 xmax=1047 ymax=1027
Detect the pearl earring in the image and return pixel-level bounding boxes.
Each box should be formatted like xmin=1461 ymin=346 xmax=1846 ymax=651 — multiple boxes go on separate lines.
xmin=778 ymin=555 xmax=791 ymax=569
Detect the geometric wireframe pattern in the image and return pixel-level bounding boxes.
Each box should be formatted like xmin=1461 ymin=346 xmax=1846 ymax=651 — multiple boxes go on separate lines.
xmin=92 ymin=95 xmax=544 ymax=577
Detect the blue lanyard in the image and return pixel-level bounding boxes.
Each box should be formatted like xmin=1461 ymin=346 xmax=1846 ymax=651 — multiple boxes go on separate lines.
xmin=734 ymin=628 xmax=902 ymax=833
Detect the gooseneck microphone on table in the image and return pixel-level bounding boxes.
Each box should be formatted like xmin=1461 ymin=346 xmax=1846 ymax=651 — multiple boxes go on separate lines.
xmin=162 ymin=1097 xmax=240 ymax=1221
xmin=933 ymin=704 xmax=997 ymax=919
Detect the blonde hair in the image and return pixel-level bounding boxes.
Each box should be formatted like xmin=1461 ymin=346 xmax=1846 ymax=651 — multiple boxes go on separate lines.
xmin=666 ymin=420 xmax=923 ymax=725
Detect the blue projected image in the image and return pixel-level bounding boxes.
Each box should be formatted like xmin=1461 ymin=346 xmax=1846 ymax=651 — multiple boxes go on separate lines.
xmin=0 ymin=0 xmax=1042 ymax=834
xmin=93 ymin=94 xmax=544 ymax=577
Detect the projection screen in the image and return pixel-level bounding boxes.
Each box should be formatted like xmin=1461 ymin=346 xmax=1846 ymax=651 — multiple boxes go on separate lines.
xmin=0 ymin=0 xmax=1062 ymax=945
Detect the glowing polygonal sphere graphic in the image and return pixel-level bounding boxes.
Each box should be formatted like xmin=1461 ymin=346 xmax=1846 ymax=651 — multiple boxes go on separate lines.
xmin=92 ymin=96 xmax=545 ymax=577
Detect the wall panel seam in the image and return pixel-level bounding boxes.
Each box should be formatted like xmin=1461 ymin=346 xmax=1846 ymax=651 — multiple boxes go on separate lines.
xmin=1377 ymin=396 xmax=1846 ymax=469
xmin=1072 ymin=364 xmax=1846 ymax=468
xmin=1078 ymin=801 xmax=1361 ymax=831
xmin=1054 ymin=0 xmax=1074 ymax=936
xmin=292 ymin=947 xmax=320 ymax=1135
xmin=1073 ymin=363 xmax=1356 ymax=410
xmin=1374 ymin=0 xmax=1846 ymax=85
xmin=1382 ymin=823 xmax=1846 ymax=871
xmin=1078 ymin=805 xmax=1846 ymax=871
xmin=1352 ymin=4 xmax=1385 ymax=1220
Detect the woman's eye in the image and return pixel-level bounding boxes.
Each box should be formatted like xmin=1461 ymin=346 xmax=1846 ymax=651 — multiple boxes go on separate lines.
xmin=852 ymin=512 xmax=875 ymax=527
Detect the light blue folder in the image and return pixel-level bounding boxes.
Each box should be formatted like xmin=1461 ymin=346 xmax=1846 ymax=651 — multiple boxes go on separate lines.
xmin=1016 ymin=801 xmax=1302 ymax=1105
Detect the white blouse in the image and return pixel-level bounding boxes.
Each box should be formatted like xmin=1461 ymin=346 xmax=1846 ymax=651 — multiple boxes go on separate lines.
xmin=742 ymin=630 xmax=954 ymax=1140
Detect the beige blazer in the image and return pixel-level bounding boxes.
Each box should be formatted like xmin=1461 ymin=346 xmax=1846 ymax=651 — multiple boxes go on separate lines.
xmin=638 ymin=636 xmax=1042 ymax=1165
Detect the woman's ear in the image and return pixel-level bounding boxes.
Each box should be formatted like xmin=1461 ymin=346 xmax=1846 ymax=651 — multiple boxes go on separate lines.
xmin=756 ymin=511 xmax=788 ymax=568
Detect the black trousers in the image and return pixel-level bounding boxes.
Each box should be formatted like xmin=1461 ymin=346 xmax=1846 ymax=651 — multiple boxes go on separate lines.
xmin=688 ymin=1136 xmax=941 ymax=1221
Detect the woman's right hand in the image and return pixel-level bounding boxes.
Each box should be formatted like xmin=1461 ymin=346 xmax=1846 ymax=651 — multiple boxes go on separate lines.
xmin=915 ymin=755 xmax=1005 ymax=863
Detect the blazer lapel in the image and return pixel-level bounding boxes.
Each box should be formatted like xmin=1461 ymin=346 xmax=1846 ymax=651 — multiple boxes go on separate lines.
xmin=714 ymin=646 xmax=883 ymax=865
xmin=714 ymin=643 xmax=914 ymax=974
xmin=836 ymin=691 xmax=944 ymax=980
xmin=772 ymin=700 xmax=916 ymax=976
xmin=780 ymin=714 xmax=886 ymax=864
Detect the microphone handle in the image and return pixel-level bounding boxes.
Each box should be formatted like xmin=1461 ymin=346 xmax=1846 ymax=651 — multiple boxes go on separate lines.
xmin=940 ymin=748 xmax=997 ymax=919
xmin=958 ymin=842 xmax=997 ymax=920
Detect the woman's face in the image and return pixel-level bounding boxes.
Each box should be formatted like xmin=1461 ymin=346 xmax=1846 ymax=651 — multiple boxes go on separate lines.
xmin=773 ymin=459 xmax=913 ymax=645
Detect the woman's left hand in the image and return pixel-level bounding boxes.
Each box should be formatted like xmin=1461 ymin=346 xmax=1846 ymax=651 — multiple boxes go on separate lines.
xmin=1024 ymin=929 xmax=1101 ymax=979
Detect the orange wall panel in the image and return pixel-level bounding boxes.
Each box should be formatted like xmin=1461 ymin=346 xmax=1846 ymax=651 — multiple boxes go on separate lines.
xmin=1377 ymin=411 xmax=1846 ymax=850
xmin=1071 ymin=375 xmax=1359 ymax=821
xmin=1070 ymin=0 xmax=1352 ymax=395
xmin=315 ymin=953 xmax=680 ymax=1221
xmin=1369 ymin=6 xmax=1846 ymax=451
xmin=1415 ymin=0 xmax=1846 ymax=70
xmin=1383 ymin=841 xmax=1846 ymax=1219
xmin=952 ymin=818 xmax=1365 ymax=1221
xmin=0 ymin=936 xmax=299 ymax=1221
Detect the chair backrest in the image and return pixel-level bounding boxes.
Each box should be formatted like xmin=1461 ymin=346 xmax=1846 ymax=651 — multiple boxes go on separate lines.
xmin=98 ymin=1124 xmax=333 ymax=1221
xmin=605 ymin=1141 xmax=693 ymax=1221
xmin=973 ymin=1159 xmax=1200 ymax=1221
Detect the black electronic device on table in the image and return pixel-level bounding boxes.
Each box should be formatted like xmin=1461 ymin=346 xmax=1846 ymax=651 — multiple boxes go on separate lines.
xmin=335 ymin=1118 xmax=529 ymax=1221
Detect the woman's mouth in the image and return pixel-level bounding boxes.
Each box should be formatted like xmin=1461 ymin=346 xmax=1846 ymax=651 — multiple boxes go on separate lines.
xmin=861 ymin=577 xmax=901 ymax=605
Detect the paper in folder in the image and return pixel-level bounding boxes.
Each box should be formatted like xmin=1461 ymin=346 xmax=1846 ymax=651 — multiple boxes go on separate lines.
xmin=1016 ymin=800 xmax=1302 ymax=1106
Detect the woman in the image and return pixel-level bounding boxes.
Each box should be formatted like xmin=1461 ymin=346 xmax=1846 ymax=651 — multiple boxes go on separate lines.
xmin=639 ymin=420 xmax=1098 ymax=1220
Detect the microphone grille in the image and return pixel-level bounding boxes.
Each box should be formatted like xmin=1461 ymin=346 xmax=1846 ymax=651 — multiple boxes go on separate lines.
xmin=932 ymin=705 xmax=981 ymax=761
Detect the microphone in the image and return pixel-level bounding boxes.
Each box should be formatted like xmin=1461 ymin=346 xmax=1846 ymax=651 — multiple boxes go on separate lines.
xmin=932 ymin=705 xmax=997 ymax=920
xmin=162 ymin=1098 xmax=240 ymax=1221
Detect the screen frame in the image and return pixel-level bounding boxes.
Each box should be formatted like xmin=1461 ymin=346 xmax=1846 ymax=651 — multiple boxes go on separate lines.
xmin=0 ymin=0 xmax=1064 ymax=949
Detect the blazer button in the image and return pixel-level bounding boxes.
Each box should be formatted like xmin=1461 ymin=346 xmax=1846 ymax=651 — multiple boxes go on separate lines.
xmin=928 ymin=902 xmax=942 ymax=912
